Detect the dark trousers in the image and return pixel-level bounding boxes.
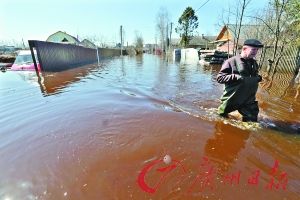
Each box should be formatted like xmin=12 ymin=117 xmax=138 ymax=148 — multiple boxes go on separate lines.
xmin=218 ymin=78 xmax=259 ymax=122
xmin=238 ymin=101 xmax=259 ymax=122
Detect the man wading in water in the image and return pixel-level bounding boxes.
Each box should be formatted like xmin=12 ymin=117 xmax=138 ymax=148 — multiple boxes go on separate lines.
xmin=217 ymin=39 xmax=263 ymax=122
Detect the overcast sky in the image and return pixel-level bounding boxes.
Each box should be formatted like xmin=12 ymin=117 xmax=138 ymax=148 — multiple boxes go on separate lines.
xmin=0 ymin=0 xmax=268 ymax=46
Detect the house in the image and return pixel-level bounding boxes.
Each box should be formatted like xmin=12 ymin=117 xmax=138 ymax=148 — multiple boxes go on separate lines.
xmin=188 ymin=35 xmax=216 ymax=50
xmin=46 ymin=31 xmax=97 ymax=48
xmin=171 ymin=35 xmax=217 ymax=50
xmin=46 ymin=31 xmax=80 ymax=45
xmin=214 ymin=24 xmax=264 ymax=55
xmin=214 ymin=25 xmax=240 ymax=55
xmin=81 ymin=39 xmax=96 ymax=48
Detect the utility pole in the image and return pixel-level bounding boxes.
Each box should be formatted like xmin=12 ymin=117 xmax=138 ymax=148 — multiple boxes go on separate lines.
xmin=202 ymin=34 xmax=208 ymax=50
xmin=155 ymin=35 xmax=157 ymax=54
xmin=22 ymin=38 xmax=26 ymax=49
xmin=169 ymin=22 xmax=173 ymax=50
xmin=165 ymin=24 xmax=169 ymax=53
xmin=227 ymin=7 xmax=230 ymax=58
xmin=120 ymin=25 xmax=123 ymax=56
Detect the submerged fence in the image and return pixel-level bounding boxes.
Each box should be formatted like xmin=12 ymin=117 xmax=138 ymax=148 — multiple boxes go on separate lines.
xmin=29 ymin=40 xmax=126 ymax=72
xmin=258 ymin=46 xmax=300 ymax=74
xmin=257 ymin=46 xmax=300 ymax=98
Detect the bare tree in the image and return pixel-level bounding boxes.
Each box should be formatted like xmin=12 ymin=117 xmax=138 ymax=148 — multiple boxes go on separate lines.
xmin=218 ymin=0 xmax=252 ymax=55
xmin=253 ymin=0 xmax=292 ymax=76
xmin=156 ymin=7 xmax=169 ymax=52
xmin=234 ymin=0 xmax=252 ymax=54
xmin=134 ymin=31 xmax=143 ymax=54
xmin=230 ymin=0 xmax=300 ymax=76
xmin=0 ymin=39 xmax=25 ymax=48
xmin=84 ymin=34 xmax=110 ymax=48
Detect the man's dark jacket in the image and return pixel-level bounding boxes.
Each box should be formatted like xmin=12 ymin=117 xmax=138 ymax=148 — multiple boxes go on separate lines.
xmin=217 ymin=55 xmax=262 ymax=121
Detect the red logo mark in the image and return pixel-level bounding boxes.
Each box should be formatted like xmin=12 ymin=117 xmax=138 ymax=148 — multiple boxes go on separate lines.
xmin=137 ymin=156 xmax=186 ymax=194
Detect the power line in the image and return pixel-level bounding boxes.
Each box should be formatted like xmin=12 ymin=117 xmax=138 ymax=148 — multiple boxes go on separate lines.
xmin=180 ymin=0 xmax=211 ymax=19
xmin=196 ymin=0 xmax=211 ymax=12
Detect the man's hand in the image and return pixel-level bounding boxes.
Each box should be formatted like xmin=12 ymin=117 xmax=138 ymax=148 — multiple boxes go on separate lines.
xmin=256 ymin=75 xmax=262 ymax=82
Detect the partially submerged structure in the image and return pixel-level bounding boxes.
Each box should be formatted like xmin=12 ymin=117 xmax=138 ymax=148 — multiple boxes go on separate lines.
xmin=29 ymin=40 xmax=125 ymax=72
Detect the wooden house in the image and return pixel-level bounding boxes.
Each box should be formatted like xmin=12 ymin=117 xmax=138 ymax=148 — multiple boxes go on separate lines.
xmin=214 ymin=24 xmax=263 ymax=55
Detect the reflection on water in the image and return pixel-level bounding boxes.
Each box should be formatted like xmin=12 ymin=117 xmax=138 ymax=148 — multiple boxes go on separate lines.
xmin=205 ymin=122 xmax=250 ymax=172
xmin=0 ymin=54 xmax=299 ymax=199
xmin=258 ymin=72 xmax=300 ymax=133
xmin=38 ymin=64 xmax=102 ymax=95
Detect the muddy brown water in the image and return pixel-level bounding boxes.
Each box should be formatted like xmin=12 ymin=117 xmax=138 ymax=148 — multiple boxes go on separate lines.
xmin=0 ymin=54 xmax=299 ymax=200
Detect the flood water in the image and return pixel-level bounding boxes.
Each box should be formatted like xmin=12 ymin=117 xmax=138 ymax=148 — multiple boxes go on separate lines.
xmin=0 ymin=54 xmax=299 ymax=200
